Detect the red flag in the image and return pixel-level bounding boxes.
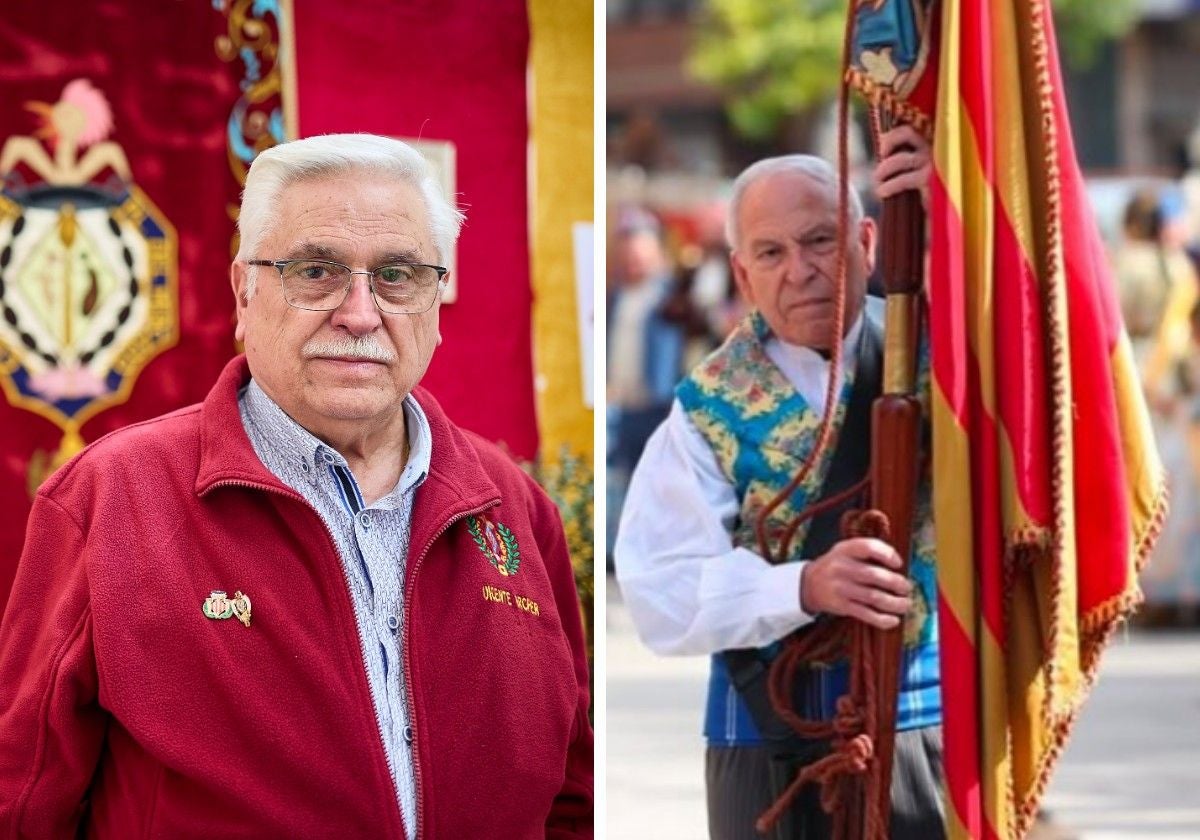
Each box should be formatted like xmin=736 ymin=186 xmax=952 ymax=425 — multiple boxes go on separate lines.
xmin=924 ymin=1 xmax=1165 ymax=836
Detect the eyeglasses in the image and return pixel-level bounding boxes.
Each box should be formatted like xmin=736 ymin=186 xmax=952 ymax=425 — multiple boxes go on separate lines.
xmin=247 ymin=259 xmax=448 ymax=315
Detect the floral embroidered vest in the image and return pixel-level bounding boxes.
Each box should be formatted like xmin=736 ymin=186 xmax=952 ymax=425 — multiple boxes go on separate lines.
xmin=676 ymin=301 xmax=941 ymax=745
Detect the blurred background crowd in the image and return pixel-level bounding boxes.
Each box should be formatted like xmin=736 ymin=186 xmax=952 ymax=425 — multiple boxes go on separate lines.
xmin=605 ymin=0 xmax=1200 ymax=620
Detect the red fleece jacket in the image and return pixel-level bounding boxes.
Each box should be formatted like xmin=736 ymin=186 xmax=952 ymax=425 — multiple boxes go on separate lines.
xmin=0 ymin=356 xmax=592 ymax=839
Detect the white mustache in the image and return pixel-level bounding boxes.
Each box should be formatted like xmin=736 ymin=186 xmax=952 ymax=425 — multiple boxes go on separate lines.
xmin=302 ymin=336 xmax=396 ymax=363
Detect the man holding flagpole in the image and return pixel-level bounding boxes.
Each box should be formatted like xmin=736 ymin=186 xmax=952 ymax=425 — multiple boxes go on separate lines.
xmin=616 ymin=128 xmax=942 ymax=839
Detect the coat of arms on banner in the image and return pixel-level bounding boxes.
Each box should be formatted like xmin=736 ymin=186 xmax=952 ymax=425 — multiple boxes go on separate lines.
xmin=0 ymin=79 xmax=179 ymax=482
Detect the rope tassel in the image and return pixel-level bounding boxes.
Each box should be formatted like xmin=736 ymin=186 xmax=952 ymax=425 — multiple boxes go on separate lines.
xmin=752 ymin=1 xmax=927 ymax=835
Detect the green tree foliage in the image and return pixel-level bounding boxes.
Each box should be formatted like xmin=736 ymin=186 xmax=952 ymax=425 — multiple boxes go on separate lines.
xmin=1053 ymin=0 xmax=1140 ymax=68
xmin=523 ymin=446 xmax=594 ymax=708
xmin=689 ymin=0 xmax=1139 ymax=140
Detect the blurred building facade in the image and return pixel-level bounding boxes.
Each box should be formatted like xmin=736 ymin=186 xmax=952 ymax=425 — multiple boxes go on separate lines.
xmin=608 ymin=0 xmax=1200 ymax=182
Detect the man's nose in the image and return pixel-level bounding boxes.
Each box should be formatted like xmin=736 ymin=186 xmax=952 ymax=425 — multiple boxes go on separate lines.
xmin=330 ymin=273 xmax=383 ymax=334
xmin=783 ymin=246 xmax=817 ymax=283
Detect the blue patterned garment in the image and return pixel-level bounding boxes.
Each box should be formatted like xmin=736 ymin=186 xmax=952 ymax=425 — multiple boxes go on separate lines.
xmin=676 ymin=304 xmax=941 ymax=746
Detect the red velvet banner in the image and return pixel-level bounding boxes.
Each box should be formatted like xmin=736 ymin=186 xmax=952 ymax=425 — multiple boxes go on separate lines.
xmin=0 ymin=2 xmax=539 ymax=611
xmin=0 ymin=4 xmax=267 ymax=607
xmin=293 ymin=0 xmax=538 ymax=460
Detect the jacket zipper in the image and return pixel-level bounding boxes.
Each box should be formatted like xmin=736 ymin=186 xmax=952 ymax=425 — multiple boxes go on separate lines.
xmin=206 ymin=479 xmax=405 ymax=834
xmin=402 ymin=498 xmax=498 ymax=840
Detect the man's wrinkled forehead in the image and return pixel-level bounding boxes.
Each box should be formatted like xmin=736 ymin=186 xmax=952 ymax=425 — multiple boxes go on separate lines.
xmin=736 ymin=171 xmax=838 ymax=233
xmin=281 ymin=240 xmax=428 ymax=265
xmin=271 ymin=173 xmax=435 ymax=256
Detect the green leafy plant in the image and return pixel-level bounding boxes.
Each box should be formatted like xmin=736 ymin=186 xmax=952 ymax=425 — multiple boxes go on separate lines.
xmin=523 ymin=446 xmax=594 ymax=705
xmin=689 ymin=0 xmax=1139 ymax=141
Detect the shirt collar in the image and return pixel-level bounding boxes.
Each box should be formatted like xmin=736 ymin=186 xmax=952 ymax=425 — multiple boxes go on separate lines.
xmin=752 ymin=306 xmax=865 ymax=370
xmin=241 ymin=378 xmax=433 ymax=507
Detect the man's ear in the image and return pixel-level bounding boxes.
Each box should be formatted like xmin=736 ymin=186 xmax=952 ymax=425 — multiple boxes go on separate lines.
xmin=231 ymin=261 xmax=249 ymax=343
xmin=730 ymin=250 xmax=754 ymax=306
xmin=858 ymin=217 xmax=879 ymax=277
xmin=437 ymin=271 xmax=451 ymax=306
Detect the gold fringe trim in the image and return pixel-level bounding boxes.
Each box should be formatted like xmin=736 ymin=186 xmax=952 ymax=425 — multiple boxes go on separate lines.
xmin=844 ymin=68 xmax=934 ymax=138
xmin=1008 ymin=334 xmax=1172 ymax=824
xmin=1007 ymin=1 xmax=1172 ymax=835
xmin=1004 ymin=526 xmax=1053 ymax=571
xmin=1013 ymin=581 xmax=1145 ymax=837
xmin=1013 ymin=546 xmax=1161 ymax=838
xmin=1003 ymin=725 xmax=1019 ymax=836
xmin=1131 ymin=469 xmax=1171 ymax=576
xmin=1013 ymin=665 xmax=1093 ymax=837
xmin=1025 ymin=2 xmax=1072 ymax=834
xmin=1079 ymin=469 xmax=1169 ymax=639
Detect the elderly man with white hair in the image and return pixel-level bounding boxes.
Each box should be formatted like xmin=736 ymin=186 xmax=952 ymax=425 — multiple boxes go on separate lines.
xmin=0 ymin=134 xmax=593 ymax=839
xmin=615 ymin=127 xmax=941 ymax=840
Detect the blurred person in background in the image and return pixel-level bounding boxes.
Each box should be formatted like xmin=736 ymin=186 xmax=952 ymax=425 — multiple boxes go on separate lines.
xmin=660 ymin=200 xmax=748 ymax=371
xmin=607 ymin=208 xmax=686 ymax=557
xmin=1114 ymin=186 xmax=1200 ymax=612
xmin=1189 ymin=299 xmax=1200 ymax=485
xmin=1115 ymin=187 xmax=1199 ymax=388
xmin=1182 ymin=119 xmax=1200 ymax=270
xmin=615 ymin=129 xmax=943 ymax=840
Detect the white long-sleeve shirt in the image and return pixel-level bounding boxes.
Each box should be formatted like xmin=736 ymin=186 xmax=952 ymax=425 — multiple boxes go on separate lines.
xmin=614 ymin=313 xmax=864 ymax=656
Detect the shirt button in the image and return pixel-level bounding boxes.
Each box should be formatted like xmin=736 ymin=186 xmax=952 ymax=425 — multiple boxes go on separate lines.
xmin=386 ymin=615 xmax=399 ymax=632
xmin=403 ymin=725 xmax=414 ymax=744
xmin=299 ymin=460 xmax=311 ymax=474
xmin=321 ymin=450 xmax=336 ymax=464
xmin=358 ymin=511 xmax=372 ymax=528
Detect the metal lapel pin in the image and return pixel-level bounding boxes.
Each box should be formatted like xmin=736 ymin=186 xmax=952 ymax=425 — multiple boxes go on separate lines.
xmin=203 ymin=590 xmax=252 ymax=628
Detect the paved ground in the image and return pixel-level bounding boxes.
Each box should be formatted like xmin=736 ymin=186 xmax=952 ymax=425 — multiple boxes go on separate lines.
xmin=605 ymin=575 xmax=1200 ymax=839
xmin=606 ymin=577 xmax=710 ymax=840
xmin=1036 ymin=623 xmax=1200 ymax=839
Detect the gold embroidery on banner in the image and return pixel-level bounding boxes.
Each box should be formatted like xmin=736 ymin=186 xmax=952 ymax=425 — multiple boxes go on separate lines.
xmin=0 ymin=81 xmax=179 ymax=492
xmin=215 ymin=0 xmax=293 ymax=259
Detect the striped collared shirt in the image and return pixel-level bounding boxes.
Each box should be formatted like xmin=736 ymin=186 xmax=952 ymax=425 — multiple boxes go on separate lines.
xmin=238 ymin=379 xmax=431 ymax=837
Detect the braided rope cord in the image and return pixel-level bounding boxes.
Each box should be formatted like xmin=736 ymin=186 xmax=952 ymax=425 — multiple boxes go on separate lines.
xmin=751 ymin=4 xmax=919 ymax=837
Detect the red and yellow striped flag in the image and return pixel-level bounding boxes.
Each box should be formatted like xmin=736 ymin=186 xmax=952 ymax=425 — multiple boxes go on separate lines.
xmin=925 ymin=1 xmax=1166 ymax=837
